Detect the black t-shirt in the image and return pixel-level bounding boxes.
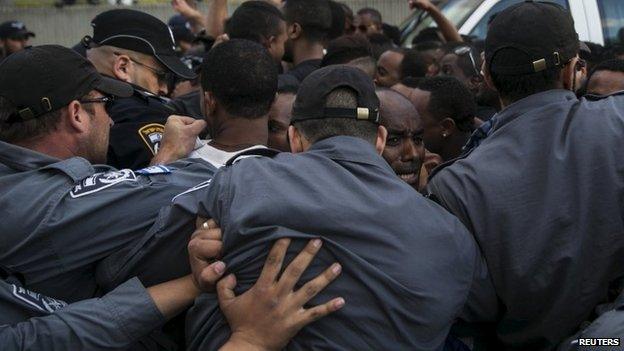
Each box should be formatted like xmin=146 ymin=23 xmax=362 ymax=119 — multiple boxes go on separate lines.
xmin=281 ymin=59 xmax=322 ymax=84
xmin=107 ymin=85 xmax=180 ymax=170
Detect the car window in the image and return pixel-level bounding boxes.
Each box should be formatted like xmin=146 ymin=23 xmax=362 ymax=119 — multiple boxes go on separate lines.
xmin=597 ymin=0 xmax=624 ymax=46
xmin=469 ymin=0 xmax=569 ymax=39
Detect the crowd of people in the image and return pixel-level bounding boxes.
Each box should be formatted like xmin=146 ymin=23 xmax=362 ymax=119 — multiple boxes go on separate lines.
xmin=1 ymin=0 xmax=624 ymax=350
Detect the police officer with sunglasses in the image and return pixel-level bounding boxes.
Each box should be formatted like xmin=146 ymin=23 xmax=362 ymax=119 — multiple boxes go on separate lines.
xmin=84 ymin=9 xmax=198 ymax=170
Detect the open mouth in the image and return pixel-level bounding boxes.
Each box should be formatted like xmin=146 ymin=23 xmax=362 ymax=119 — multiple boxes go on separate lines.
xmin=396 ymin=171 xmax=419 ymax=184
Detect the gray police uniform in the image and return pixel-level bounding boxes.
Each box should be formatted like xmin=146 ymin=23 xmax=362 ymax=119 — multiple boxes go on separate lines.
xmin=175 ymin=136 xmax=483 ymax=350
xmin=427 ymin=90 xmax=624 ymax=349
xmin=0 ymin=268 xmax=165 ymax=351
xmin=0 ymin=140 xmax=216 ymax=302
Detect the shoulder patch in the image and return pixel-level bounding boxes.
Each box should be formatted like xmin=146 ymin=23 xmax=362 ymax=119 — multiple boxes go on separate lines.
xmin=136 ymin=165 xmax=174 ymax=175
xmin=70 ymin=169 xmax=137 ymax=198
xmin=172 ymin=178 xmax=212 ymax=202
xmin=12 ymin=284 xmax=67 ymax=313
xmin=138 ymin=123 xmax=165 ymax=155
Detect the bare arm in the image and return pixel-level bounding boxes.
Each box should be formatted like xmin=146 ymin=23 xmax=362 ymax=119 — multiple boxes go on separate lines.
xmin=409 ymin=0 xmax=463 ymax=43
xmin=171 ymin=0 xmax=207 ymax=34
xmin=206 ymin=0 xmax=228 ymax=38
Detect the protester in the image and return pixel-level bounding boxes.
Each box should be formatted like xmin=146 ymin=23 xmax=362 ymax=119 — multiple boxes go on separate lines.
xmin=0 ymin=21 xmax=34 ymax=60
xmin=427 ymin=2 xmax=624 ymax=349
xmin=177 ymin=66 xmax=484 ymax=350
xmin=377 ymin=88 xmax=425 ymax=191
xmin=225 ymin=0 xmax=287 ymax=63
xmin=282 ymin=0 xmax=332 ymax=83
xmin=411 ymin=76 xmax=477 ymax=161
xmin=85 ymin=9 xmax=197 ymax=170
xmin=320 ymin=34 xmax=373 ymax=67
xmin=400 ymin=48 xmax=429 ymax=80
xmin=168 ymin=15 xmax=196 ymax=55
xmin=584 ymin=59 xmax=624 ymax=96
xmin=375 ymin=48 xmax=405 ymax=87
xmin=268 ymin=85 xmax=297 ymax=152
xmin=354 ymin=7 xmax=383 ymax=36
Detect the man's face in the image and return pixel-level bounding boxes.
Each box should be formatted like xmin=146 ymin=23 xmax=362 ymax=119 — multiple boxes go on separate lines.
xmin=379 ymin=92 xmax=425 ymax=190
xmin=421 ymin=48 xmax=444 ymax=77
xmin=130 ymin=55 xmax=171 ymax=96
xmin=439 ymin=53 xmax=470 ymax=86
xmin=586 ymin=70 xmax=624 ymax=96
xmin=268 ymin=21 xmax=288 ymax=62
xmin=82 ymin=91 xmax=114 ymax=164
xmin=354 ymin=14 xmax=381 ymax=36
xmin=376 ymin=51 xmax=404 ymax=88
xmin=1 ymin=36 xmax=29 ymax=55
xmin=268 ymin=92 xmax=296 ymax=151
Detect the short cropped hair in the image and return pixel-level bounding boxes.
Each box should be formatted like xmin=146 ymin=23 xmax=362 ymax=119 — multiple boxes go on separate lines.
xmin=226 ymin=1 xmax=285 ymax=43
xmin=283 ymin=0 xmax=333 ymax=43
xmin=418 ymin=76 xmax=476 ymax=132
xmin=293 ymin=87 xmax=377 ymax=144
xmin=201 ymin=39 xmax=278 ymax=118
xmin=357 ymin=7 xmax=382 ymax=25
xmin=400 ymin=49 xmax=428 ymax=79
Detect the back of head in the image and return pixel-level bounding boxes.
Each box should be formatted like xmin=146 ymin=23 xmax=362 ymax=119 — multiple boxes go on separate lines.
xmin=328 ymin=0 xmax=346 ymax=40
xmin=201 ymin=39 xmax=278 ymax=118
xmin=418 ymin=76 xmax=476 ymax=132
xmin=321 ymin=34 xmax=372 ymax=66
xmin=400 ymin=49 xmax=428 ymax=80
xmin=485 ymin=1 xmax=579 ymax=103
xmin=368 ymin=33 xmax=394 ymax=59
xmin=291 ymin=65 xmax=380 ymax=145
xmin=589 ymin=58 xmax=624 ymax=77
xmin=357 ymin=7 xmax=382 ymax=26
xmin=283 ymin=0 xmax=332 ymax=43
xmin=226 ymin=1 xmax=285 ymax=44
xmin=346 ymin=56 xmax=376 ymax=79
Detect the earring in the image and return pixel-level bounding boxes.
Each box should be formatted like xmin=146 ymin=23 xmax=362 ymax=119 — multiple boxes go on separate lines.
xmin=442 ymin=133 xmax=448 ymax=138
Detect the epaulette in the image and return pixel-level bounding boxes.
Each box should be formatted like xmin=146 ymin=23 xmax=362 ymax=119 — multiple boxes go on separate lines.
xmin=225 ymin=148 xmax=281 ymax=167
xmin=585 ymin=90 xmax=624 ymax=101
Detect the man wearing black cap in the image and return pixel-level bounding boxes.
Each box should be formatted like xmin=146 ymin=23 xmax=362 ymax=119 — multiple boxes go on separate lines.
xmin=0 ymin=20 xmax=34 ymax=60
xmin=427 ymin=1 xmax=624 ymax=349
xmin=0 ymin=45 xmax=211 ymax=304
xmin=85 ymin=9 xmax=197 ymax=170
xmin=178 ymin=65 xmax=484 ymax=350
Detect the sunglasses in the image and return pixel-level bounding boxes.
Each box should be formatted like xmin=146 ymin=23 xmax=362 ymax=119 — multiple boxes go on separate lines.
xmin=79 ymin=96 xmax=115 ymax=113
xmin=453 ymin=46 xmax=481 ymax=77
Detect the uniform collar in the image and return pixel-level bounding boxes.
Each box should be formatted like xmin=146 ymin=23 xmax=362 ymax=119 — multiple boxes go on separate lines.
xmin=492 ymin=89 xmax=577 ymax=132
xmin=0 ymin=140 xmax=95 ymax=182
xmin=307 ymin=136 xmax=393 ymax=172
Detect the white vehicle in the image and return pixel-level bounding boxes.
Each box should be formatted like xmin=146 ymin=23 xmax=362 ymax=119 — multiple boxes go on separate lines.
xmin=400 ymin=0 xmax=624 ymax=46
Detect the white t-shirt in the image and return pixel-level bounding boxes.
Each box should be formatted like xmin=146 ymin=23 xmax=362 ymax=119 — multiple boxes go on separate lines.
xmin=189 ymin=140 xmax=267 ymax=168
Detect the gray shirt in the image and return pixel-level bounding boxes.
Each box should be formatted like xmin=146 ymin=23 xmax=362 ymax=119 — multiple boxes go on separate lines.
xmin=0 ymin=140 xmax=216 ymax=302
xmin=0 ymin=275 xmax=165 ymax=350
xmin=427 ymin=90 xmax=624 ymax=349
xmin=176 ymin=136 xmax=483 ymax=350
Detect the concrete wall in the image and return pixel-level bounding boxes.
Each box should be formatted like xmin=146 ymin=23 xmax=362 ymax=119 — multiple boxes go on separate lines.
xmin=0 ymin=0 xmax=410 ymax=47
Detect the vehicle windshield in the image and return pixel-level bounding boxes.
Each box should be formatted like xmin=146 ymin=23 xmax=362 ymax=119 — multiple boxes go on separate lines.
xmin=401 ymin=0 xmax=484 ymax=46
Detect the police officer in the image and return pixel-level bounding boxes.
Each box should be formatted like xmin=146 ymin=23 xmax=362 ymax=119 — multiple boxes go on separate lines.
xmin=0 ymin=45 xmax=210 ymax=303
xmin=426 ymin=2 xmax=624 ymax=349
xmin=1 ymin=227 xmax=344 ymax=350
xmin=0 ymin=20 xmax=35 ymax=60
xmin=85 ymin=9 xmax=197 ymax=170
xmin=163 ymin=66 xmax=486 ymax=350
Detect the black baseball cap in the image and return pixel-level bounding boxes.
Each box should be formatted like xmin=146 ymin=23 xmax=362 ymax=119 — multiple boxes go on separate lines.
xmin=0 ymin=21 xmax=35 ymax=39
xmin=292 ymin=65 xmax=380 ymax=124
xmin=485 ymin=0 xmax=579 ymax=75
xmin=89 ymin=9 xmax=195 ymax=79
xmin=0 ymin=45 xmax=132 ymax=123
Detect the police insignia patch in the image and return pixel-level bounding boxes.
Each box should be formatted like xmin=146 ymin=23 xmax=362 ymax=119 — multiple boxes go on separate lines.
xmin=70 ymin=169 xmax=138 ymax=198
xmin=12 ymin=284 xmax=67 ymax=313
xmin=136 ymin=165 xmax=174 ymax=175
xmin=138 ymin=123 xmax=165 ymax=155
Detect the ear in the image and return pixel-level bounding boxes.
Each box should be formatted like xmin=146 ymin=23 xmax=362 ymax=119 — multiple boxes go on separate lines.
xmin=203 ymin=91 xmax=218 ymax=117
xmin=288 ymin=23 xmax=302 ymax=40
xmin=375 ymin=125 xmax=388 ymax=155
xmin=112 ymin=54 xmax=133 ymax=83
xmin=65 ymin=100 xmax=91 ymax=134
xmin=288 ymin=125 xmax=305 ymax=153
xmin=561 ymin=57 xmax=577 ymax=91
xmin=440 ymin=118 xmax=456 ymax=137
